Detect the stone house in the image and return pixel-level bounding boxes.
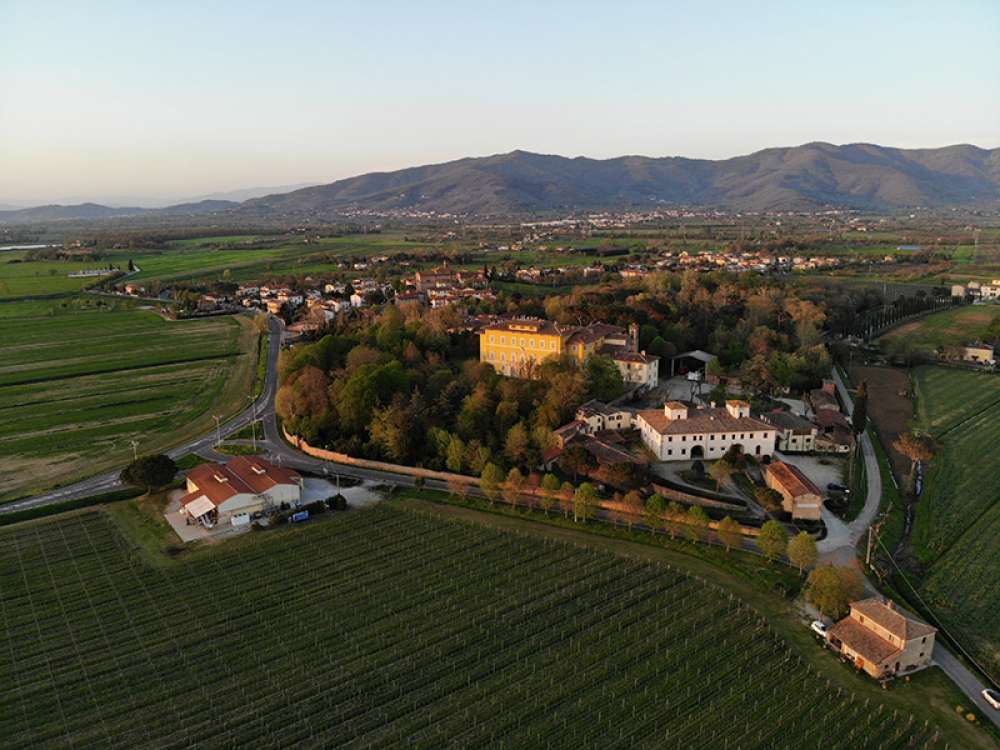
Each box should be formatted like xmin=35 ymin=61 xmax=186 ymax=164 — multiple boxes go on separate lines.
xmin=826 ymin=598 xmax=936 ymax=679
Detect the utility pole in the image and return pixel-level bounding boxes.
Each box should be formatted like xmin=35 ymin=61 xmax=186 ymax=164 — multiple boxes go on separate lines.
xmin=213 ymin=415 xmax=222 ymax=447
xmin=247 ymin=396 xmax=257 ymax=451
xmin=128 ymin=440 xmax=139 ymax=462
xmin=866 ymin=526 xmax=874 ymax=567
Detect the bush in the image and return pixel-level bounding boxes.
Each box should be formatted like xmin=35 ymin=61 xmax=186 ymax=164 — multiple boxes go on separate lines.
xmin=120 ymin=454 xmax=177 ymax=490
xmin=303 ymin=501 xmax=328 ymax=515
xmin=325 ymin=494 xmax=348 ymax=511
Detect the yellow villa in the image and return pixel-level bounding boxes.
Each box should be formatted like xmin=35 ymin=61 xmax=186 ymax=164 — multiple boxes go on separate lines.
xmin=478 ymin=317 xmax=659 ymax=386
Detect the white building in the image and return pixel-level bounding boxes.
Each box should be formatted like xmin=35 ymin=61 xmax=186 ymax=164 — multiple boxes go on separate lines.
xmin=180 ymin=457 xmax=302 ymax=528
xmin=350 ymin=292 xmax=365 ymax=308
xmin=635 ymin=400 xmax=777 ymax=461
xmin=575 ymin=400 xmax=633 ymax=433
xmin=611 ymin=350 xmax=660 ymax=388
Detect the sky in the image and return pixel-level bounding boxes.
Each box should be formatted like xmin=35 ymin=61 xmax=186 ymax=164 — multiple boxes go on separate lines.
xmin=2 ymin=0 xmax=998 ymax=206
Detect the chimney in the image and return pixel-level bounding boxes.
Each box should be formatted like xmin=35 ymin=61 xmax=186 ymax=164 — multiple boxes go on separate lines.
xmin=885 ymin=599 xmax=895 ymax=610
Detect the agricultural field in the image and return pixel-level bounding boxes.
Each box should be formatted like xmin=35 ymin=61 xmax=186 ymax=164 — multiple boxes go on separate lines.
xmin=0 ymin=304 xmax=258 ymax=500
xmin=910 ymin=366 xmax=1000 ymax=677
xmin=0 ymin=250 xmax=115 ymax=299
xmin=880 ymin=305 xmax=1000 ymax=356
xmin=0 ymin=505 xmax=952 ymax=750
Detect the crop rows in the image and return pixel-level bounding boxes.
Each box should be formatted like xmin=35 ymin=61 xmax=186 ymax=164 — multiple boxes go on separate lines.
xmin=912 ymin=366 xmax=1000 ymax=679
xmin=0 ymin=507 xmax=946 ymax=749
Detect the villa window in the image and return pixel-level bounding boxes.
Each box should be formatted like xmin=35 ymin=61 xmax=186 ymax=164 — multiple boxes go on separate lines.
xmin=500 ymin=336 xmax=506 ymax=344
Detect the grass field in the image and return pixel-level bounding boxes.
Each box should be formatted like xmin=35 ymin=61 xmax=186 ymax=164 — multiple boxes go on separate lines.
xmin=0 ymin=504 xmax=955 ymax=749
xmin=0 ymin=251 xmax=115 ymax=299
xmin=910 ymin=366 xmax=1000 ymax=678
xmin=0 ymin=305 xmax=258 ymax=500
xmin=880 ymin=305 xmax=1000 ymax=355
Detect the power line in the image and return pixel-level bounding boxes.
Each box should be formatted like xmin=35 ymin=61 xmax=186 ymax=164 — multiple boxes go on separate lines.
xmin=870 ymin=528 xmax=998 ymax=688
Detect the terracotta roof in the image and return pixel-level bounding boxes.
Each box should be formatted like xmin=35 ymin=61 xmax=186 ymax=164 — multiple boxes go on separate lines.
xmin=850 ymin=598 xmax=937 ymax=641
xmin=827 ymin=618 xmax=901 ymax=665
xmin=637 ymin=406 xmax=775 ymax=436
xmin=480 ymin=317 xmax=563 ymax=336
xmin=765 ymin=460 xmax=821 ymax=498
xmin=810 ymin=389 xmax=839 ymax=410
xmin=185 ymin=458 xmax=300 ymax=509
xmin=610 ymin=350 xmax=659 ymax=364
xmin=815 ymin=410 xmax=849 ymax=429
xmin=765 ymin=411 xmax=816 ymax=434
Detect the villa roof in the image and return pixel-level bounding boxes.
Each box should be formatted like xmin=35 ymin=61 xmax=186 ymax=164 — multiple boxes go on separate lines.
xmin=765 ymin=411 xmax=817 ymax=434
xmin=637 ymin=407 xmax=774 ymax=436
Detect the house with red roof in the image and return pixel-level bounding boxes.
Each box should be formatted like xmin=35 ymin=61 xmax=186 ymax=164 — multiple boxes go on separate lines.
xmin=827 ymin=598 xmax=936 ymax=679
xmin=179 ymin=457 xmax=302 ymax=528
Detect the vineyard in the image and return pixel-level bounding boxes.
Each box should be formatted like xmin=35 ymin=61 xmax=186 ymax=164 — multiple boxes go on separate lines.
xmin=911 ymin=366 xmax=1000 ymax=678
xmin=0 ymin=506 xmax=948 ymax=749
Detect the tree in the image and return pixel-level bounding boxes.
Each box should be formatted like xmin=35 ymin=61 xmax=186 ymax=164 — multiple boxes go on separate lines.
xmin=583 ymin=354 xmax=625 ymax=401
xmin=120 ymin=454 xmax=177 ymax=491
xmin=504 ymin=422 xmax=532 ymax=468
xmin=503 ymin=467 xmax=525 ymax=510
xmin=572 ymin=482 xmax=599 ymax=523
xmin=805 ymin=564 xmax=865 ymax=619
xmin=717 ymin=516 xmax=742 ymax=552
xmin=787 ymin=531 xmax=818 ymax=574
xmin=665 ymin=501 xmax=685 ymax=540
xmin=851 ymin=381 xmax=868 ymax=438
xmin=893 ymin=430 xmax=936 ymax=479
xmin=480 ymin=463 xmax=504 ymax=506
xmin=445 ymin=435 xmax=465 ymax=474
xmin=707 ymin=459 xmax=734 ymax=490
xmin=539 ymin=473 xmax=560 ymax=516
xmin=559 ymin=481 xmax=575 ymax=518
xmin=757 ymin=520 xmax=788 ymax=562
xmin=622 ymin=490 xmax=643 ymax=531
xmin=644 ymin=493 xmax=666 ymax=535
xmin=684 ymin=505 xmax=709 ymax=544
xmin=558 ymin=444 xmax=594 ymax=482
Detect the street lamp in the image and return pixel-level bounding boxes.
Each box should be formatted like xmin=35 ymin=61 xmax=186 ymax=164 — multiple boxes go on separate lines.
xmin=128 ymin=440 xmax=139 ymax=462
xmin=247 ymin=396 xmax=257 ymax=451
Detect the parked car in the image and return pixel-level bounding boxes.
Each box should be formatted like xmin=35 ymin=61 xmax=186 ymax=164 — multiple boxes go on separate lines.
xmin=827 ymin=483 xmax=849 ymax=493
xmin=810 ymin=620 xmax=828 ymax=637
xmin=983 ymin=688 xmax=1000 ymax=710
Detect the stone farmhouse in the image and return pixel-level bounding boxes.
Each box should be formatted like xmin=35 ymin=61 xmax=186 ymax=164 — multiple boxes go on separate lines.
xmin=634 ymin=400 xmax=777 ymax=462
xmin=827 ymin=598 xmax=936 ymax=679
xmin=179 ymin=457 xmax=302 ymax=528
xmin=764 ymin=459 xmax=823 ymax=520
xmin=478 ymin=317 xmax=659 ymax=388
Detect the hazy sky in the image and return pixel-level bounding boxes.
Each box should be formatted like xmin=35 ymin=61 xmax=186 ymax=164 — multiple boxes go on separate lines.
xmin=2 ymin=0 xmax=998 ymax=206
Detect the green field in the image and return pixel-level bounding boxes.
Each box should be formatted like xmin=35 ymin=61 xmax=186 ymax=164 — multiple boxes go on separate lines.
xmin=0 ymin=251 xmax=115 ymax=299
xmin=0 ymin=305 xmax=258 ymax=500
xmin=881 ymin=305 xmax=1000 ymax=354
xmin=0 ymin=504 xmax=952 ymax=749
xmin=912 ymin=366 xmax=1000 ymax=677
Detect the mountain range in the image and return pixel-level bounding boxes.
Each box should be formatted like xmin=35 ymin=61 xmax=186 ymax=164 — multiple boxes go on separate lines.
xmin=3 ymin=143 xmax=998 ymax=223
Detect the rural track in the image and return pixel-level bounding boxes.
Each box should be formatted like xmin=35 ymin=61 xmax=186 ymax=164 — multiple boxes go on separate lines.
xmin=827 ymin=367 xmax=1000 ymax=727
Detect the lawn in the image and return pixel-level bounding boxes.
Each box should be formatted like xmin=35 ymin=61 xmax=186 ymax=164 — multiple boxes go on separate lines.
xmin=880 ymin=305 xmax=1000 ymax=355
xmin=0 ymin=305 xmax=259 ymax=500
xmin=910 ymin=366 xmax=1000 ymax=679
xmin=0 ymin=504 xmax=957 ymax=749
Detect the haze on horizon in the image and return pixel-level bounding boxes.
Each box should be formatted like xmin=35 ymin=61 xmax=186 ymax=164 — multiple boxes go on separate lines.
xmin=2 ymin=0 xmax=998 ymax=207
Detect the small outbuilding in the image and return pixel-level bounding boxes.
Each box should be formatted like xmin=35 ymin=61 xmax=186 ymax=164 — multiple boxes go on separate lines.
xmin=764 ymin=459 xmax=823 ymax=520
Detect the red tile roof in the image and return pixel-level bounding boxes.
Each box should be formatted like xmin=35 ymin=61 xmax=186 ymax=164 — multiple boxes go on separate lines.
xmin=850 ymin=598 xmax=936 ymax=640
xmin=183 ymin=458 xmax=301 ymax=510
xmin=765 ymin=460 xmax=821 ymax=498
xmin=637 ymin=406 xmax=774 ymax=436
xmin=827 ymin=618 xmax=900 ymax=665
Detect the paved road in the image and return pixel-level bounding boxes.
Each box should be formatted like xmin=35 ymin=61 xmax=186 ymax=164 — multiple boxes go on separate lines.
xmin=823 ymin=368 xmax=1000 ymax=727
xmin=0 ymin=315 xmax=285 ymax=514
xmin=817 ymin=368 xmax=881 ymax=565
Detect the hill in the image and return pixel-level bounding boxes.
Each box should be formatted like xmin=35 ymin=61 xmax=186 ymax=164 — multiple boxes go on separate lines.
xmin=0 ymin=199 xmax=238 ymax=223
xmin=244 ymin=142 xmax=1000 ymax=216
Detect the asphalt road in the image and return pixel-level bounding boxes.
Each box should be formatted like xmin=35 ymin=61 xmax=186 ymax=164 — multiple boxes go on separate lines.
xmin=827 ymin=368 xmax=1000 ymax=727
xmin=6 ymin=325 xmax=998 ymax=725
xmin=0 ymin=315 xmax=284 ymax=514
